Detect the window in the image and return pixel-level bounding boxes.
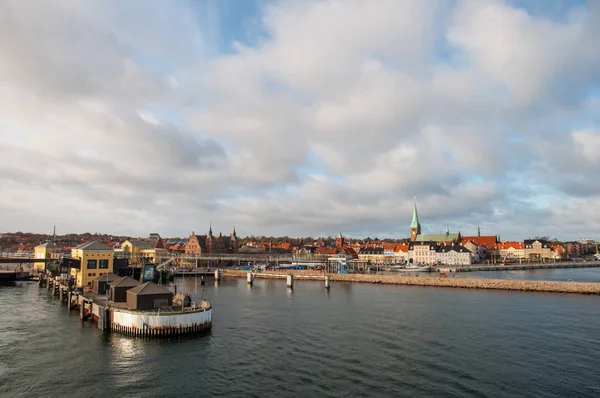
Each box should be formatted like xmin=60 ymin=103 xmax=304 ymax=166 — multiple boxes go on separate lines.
xmin=99 ymin=259 xmax=109 ymax=269
xmin=87 ymin=259 xmax=97 ymax=269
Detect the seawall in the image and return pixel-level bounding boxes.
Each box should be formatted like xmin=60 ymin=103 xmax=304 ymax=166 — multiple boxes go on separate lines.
xmin=223 ymin=270 xmax=600 ymax=295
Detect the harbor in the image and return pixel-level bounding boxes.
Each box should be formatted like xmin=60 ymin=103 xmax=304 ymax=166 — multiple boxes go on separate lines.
xmin=2 ymin=274 xmax=600 ymax=397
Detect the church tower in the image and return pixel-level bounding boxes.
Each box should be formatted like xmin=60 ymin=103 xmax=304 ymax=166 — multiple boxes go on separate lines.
xmin=336 ymin=232 xmax=344 ymax=248
xmin=410 ymin=197 xmax=421 ymax=241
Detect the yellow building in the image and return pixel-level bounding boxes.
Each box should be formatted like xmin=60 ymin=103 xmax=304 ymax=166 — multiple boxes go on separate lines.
xmin=116 ymin=239 xmax=167 ymax=264
xmin=33 ymin=242 xmax=62 ymax=270
xmin=70 ymin=241 xmax=114 ymax=288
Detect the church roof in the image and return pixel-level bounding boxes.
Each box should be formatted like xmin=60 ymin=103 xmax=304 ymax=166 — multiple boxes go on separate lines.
xmin=410 ymin=198 xmax=420 ymax=229
xmin=415 ymin=233 xmax=460 ymax=243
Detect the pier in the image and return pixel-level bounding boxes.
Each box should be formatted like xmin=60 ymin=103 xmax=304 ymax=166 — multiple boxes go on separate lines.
xmin=223 ymin=270 xmax=600 ymax=295
xmin=37 ymin=273 xmax=212 ymax=338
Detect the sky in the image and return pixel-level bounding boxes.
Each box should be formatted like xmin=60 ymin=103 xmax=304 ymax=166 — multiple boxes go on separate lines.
xmin=1 ymin=0 xmax=600 ymax=240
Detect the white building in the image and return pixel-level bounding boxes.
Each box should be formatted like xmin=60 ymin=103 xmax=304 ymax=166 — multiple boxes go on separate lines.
xmin=436 ymin=245 xmax=472 ymax=265
xmin=393 ymin=244 xmax=409 ymax=263
xmin=408 ymin=242 xmax=437 ymax=264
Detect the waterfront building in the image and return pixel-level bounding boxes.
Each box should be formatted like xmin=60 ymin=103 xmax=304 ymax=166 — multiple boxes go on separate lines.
xmin=436 ymin=245 xmax=472 ymax=265
xmin=126 ymin=282 xmax=173 ymax=311
xmin=497 ymin=242 xmax=525 ymax=260
xmin=553 ymin=245 xmax=566 ymax=259
xmin=70 ymin=241 xmax=114 ymax=288
xmin=565 ymin=241 xmax=584 ymax=257
xmin=33 ymin=242 xmax=62 ymax=270
xmin=524 ymin=239 xmax=554 ymax=260
xmin=393 ymin=244 xmax=409 ymax=263
xmin=462 ymin=241 xmax=485 ymax=263
xmin=460 ymin=226 xmax=498 ymax=246
xmin=358 ymin=247 xmax=385 ymax=264
xmin=408 ymin=241 xmax=437 ymax=264
xmin=92 ymin=272 xmax=120 ymax=295
xmin=185 ymin=225 xmax=239 ymax=256
xmin=116 ymin=239 xmax=168 ymax=264
xmin=110 ymin=276 xmax=141 ymax=302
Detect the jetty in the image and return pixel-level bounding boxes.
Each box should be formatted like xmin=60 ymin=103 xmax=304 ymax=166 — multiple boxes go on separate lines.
xmin=223 ymin=270 xmax=600 ymax=295
xmin=38 ymin=273 xmax=212 ymax=338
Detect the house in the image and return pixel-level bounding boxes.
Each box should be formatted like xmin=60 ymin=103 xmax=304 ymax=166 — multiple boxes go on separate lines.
xmin=358 ymin=247 xmax=384 ymax=264
xmin=393 ymin=244 xmax=409 ymax=263
xmin=314 ymin=247 xmax=338 ymax=256
xmin=92 ymin=272 xmax=120 ymax=295
xmin=553 ymin=245 xmax=566 ymax=259
xmin=126 ymin=282 xmax=173 ymax=311
xmin=462 ymin=241 xmax=484 ymax=263
xmin=70 ymin=241 xmax=114 ymax=288
xmin=110 ymin=276 xmax=141 ymax=302
xmin=564 ymin=241 xmax=584 ymax=257
xmin=524 ymin=239 xmax=553 ymax=260
xmin=116 ymin=239 xmax=168 ymax=263
xmin=33 ymin=242 xmax=62 ymax=270
xmin=436 ymin=245 xmax=472 ymax=265
xmin=408 ymin=241 xmax=437 ymax=264
xmin=497 ymin=242 xmax=525 ymax=260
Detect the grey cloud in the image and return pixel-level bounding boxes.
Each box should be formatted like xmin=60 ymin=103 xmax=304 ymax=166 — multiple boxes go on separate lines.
xmin=2 ymin=0 xmax=600 ymax=240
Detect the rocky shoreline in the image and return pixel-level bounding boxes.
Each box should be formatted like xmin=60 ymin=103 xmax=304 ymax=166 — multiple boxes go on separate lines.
xmin=223 ymin=270 xmax=600 ymax=295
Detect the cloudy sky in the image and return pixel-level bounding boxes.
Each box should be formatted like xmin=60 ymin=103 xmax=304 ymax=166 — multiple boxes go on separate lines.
xmin=1 ymin=0 xmax=599 ymax=240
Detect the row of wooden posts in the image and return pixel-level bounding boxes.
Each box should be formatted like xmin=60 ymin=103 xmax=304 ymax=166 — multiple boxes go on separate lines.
xmin=111 ymin=322 xmax=212 ymax=338
xmin=245 ymin=272 xmax=331 ymax=289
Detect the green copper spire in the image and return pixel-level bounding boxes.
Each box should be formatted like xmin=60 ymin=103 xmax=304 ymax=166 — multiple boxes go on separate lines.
xmin=445 ymin=224 xmax=449 ymax=235
xmin=410 ymin=197 xmax=420 ymax=229
xmin=477 ymin=225 xmax=481 ymax=237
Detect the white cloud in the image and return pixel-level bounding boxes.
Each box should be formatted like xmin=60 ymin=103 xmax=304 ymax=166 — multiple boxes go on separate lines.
xmin=1 ymin=0 xmax=600 ymax=239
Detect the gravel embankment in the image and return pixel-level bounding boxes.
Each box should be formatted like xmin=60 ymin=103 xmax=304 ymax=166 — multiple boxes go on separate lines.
xmin=223 ymin=270 xmax=600 ymax=295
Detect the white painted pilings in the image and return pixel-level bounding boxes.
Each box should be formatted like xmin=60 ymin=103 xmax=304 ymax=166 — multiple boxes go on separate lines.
xmin=247 ymin=272 xmax=254 ymax=285
xmin=287 ymin=274 xmax=293 ymax=289
xmin=214 ymin=269 xmax=221 ymax=281
xmin=324 ymin=275 xmax=330 ymax=289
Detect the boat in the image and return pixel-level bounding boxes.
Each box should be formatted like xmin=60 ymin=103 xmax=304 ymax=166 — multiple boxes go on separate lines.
xmin=395 ymin=264 xmax=432 ymax=272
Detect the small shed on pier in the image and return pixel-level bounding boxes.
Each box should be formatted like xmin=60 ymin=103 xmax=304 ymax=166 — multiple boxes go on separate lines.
xmin=92 ymin=272 xmax=120 ymax=295
xmin=126 ymin=282 xmax=173 ymax=311
xmin=110 ymin=276 xmax=140 ymax=302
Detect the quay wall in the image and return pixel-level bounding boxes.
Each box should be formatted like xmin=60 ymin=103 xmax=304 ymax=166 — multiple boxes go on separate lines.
xmin=111 ymin=308 xmax=212 ymax=330
xmin=223 ymin=270 xmax=600 ymax=295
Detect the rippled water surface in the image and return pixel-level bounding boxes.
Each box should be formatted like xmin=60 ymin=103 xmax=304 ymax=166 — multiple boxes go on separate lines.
xmin=1 ymin=276 xmax=600 ymax=397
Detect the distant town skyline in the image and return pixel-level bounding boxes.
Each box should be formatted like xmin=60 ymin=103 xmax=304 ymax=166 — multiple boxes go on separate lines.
xmin=1 ymin=1 xmax=600 ymax=240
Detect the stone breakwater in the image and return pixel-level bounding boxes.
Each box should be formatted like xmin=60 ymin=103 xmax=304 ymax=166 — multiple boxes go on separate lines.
xmin=223 ymin=270 xmax=600 ymax=295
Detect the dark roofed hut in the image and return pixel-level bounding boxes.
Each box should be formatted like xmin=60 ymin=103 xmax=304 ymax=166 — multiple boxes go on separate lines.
xmin=92 ymin=272 xmax=120 ymax=295
xmin=126 ymin=282 xmax=173 ymax=311
xmin=110 ymin=276 xmax=141 ymax=302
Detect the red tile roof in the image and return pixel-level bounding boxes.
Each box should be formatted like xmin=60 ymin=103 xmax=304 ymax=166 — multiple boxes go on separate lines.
xmin=461 ymin=236 xmax=497 ymax=247
xmin=394 ymin=244 xmax=409 ymax=253
xmin=315 ymin=247 xmax=338 ymax=255
xmin=497 ymin=241 xmax=524 ymax=250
